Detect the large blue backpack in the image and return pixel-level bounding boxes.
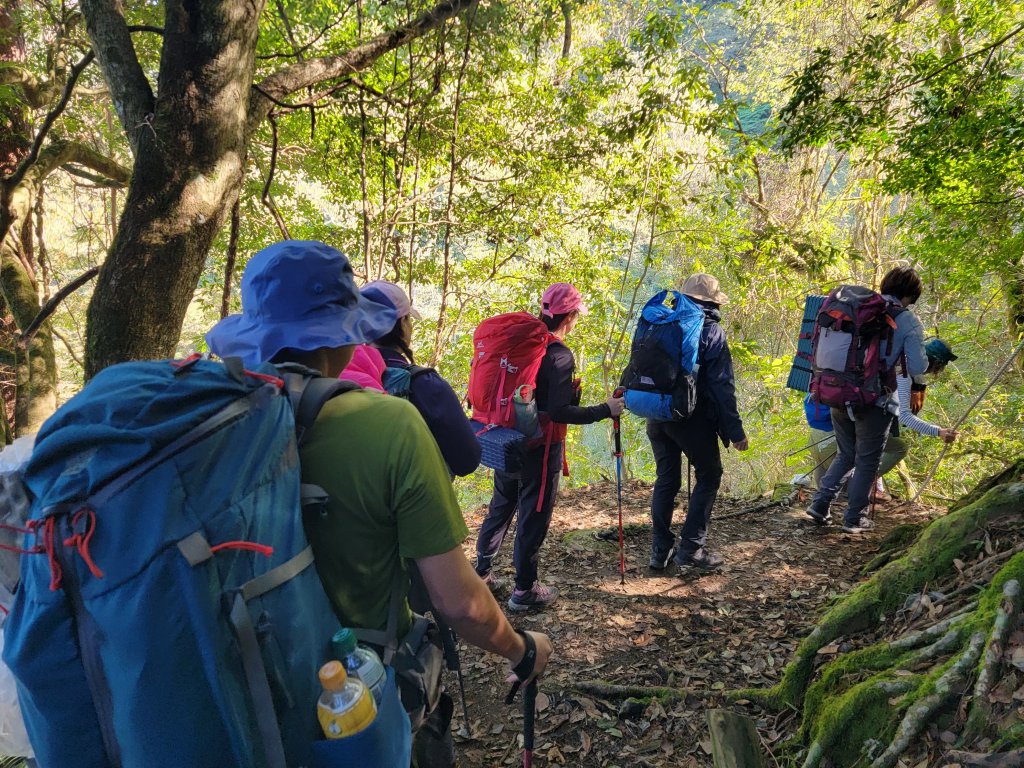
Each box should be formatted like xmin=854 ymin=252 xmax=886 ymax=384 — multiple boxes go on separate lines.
xmin=619 ymin=290 xmax=705 ymax=421
xmin=2 ymin=357 xmax=368 ymax=768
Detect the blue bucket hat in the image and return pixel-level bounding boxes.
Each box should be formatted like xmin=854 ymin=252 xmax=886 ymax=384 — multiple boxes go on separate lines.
xmin=924 ymin=338 xmax=957 ymax=365
xmin=206 ymin=240 xmax=398 ymax=366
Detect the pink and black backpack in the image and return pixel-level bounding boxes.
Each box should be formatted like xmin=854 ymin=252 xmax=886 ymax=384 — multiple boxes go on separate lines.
xmin=809 ymin=285 xmax=905 ymax=410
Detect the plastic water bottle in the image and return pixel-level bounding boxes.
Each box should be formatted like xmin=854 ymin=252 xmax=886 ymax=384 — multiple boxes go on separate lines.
xmin=512 ymin=384 xmax=540 ymax=437
xmin=317 ymin=660 xmax=377 ymax=739
xmin=331 ymin=628 xmax=386 ymax=705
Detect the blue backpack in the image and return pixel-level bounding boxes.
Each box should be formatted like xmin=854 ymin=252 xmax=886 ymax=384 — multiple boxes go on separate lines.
xmin=381 ymin=362 xmax=431 ymax=399
xmin=1 ymin=357 xmax=408 ymax=768
xmin=619 ymin=290 xmax=705 ymax=421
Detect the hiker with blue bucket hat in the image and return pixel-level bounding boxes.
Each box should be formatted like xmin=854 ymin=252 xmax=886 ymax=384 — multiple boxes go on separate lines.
xmin=208 ymin=241 xmax=552 ymax=768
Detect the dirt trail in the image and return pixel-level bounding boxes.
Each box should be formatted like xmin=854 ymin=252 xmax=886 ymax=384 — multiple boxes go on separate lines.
xmin=448 ymin=479 xmax=938 ymax=767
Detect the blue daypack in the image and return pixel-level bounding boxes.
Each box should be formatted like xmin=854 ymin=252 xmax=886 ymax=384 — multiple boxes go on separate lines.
xmin=619 ymin=290 xmax=705 ymax=421
xmin=1 ymin=357 xmax=406 ymax=768
xmin=381 ymin=362 xmax=431 ymax=399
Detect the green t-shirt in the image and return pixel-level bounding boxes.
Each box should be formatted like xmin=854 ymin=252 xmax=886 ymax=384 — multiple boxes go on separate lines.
xmin=300 ymin=389 xmax=469 ymax=638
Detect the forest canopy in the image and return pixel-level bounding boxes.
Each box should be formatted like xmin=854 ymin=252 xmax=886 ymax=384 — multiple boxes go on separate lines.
xmin=1 ymin=0 xmax=1021 ymax=503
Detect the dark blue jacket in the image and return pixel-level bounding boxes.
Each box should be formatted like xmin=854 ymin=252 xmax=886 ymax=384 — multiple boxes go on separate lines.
xmin=378 ymin=346 xmax=481 ymax=477
xmin=694 ymin=304 xmax=746 ymax=445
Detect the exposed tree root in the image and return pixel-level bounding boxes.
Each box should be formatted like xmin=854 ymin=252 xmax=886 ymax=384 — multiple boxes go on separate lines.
xmin=732 ymin=482 xmax=1024 ymax=712
xmin=868 ymin=631 xmax=986 ymax=768
xmin=966 ymin=580 xmax=1022 ymax=738
xmin=861 ymin=523 xmax=926 ymax=575
xmin=724 ymin=463 xmax=1024 ymax=768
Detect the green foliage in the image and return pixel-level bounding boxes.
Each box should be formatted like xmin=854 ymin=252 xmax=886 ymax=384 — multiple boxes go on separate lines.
xmin=6 ymin=0 xmax=1019 ymax=505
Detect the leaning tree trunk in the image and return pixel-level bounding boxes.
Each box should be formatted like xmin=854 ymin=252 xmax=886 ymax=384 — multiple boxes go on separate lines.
xmin=83 ymin=0 xmax=261 ymax=375
xmin=83 ymin=0 xmax=476 ymax=377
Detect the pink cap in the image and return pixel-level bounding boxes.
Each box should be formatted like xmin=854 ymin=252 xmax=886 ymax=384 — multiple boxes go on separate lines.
xmin=540 ymin=283 xmax=587 ymax=318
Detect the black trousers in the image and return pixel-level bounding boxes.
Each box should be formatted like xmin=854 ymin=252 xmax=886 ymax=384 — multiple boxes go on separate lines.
xmin=475 ymin=441 xmax=563 ymax=591
xmin=647 ymin=417 xmax=723 ymax=558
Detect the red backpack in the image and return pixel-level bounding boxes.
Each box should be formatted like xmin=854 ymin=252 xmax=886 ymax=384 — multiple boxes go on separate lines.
xmin=809 ymin=285 xmax=904 ymax=410
xmin=468 ymin=313 xmax=568 ymax=507
xmin=468 ymin=312 xmax=553 ymax=429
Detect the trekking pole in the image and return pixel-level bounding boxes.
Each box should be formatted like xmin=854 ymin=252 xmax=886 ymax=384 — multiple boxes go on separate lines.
xmin=786 ymin=433 xmax=836 ymax=457
xmin=910 ymin=336 xmax=1024 ymax=504
xmin=504 ymin=678 xmax=537 ymax=768
xmin=441 ymin=624 xmax=472 ymax=738
xmin=522 ymin=680 xmax=537 ymax=768
xmin=612 ymin=387 xmax=625 ymax=585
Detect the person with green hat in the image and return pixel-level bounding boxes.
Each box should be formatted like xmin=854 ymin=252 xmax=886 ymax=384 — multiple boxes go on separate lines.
xmin=874 ymin=338 xmax=959 ymax=482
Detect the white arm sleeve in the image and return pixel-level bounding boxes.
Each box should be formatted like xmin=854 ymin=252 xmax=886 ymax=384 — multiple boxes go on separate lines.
xmin=896 ymin=375 xmax=941 ymax=437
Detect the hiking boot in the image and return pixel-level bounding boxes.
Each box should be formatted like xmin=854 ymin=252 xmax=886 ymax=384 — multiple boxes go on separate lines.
xmin=593 ymin=527 xmax=618 ymax=542
xmin=805 ymin=503 xmax=830 ymax=526
xmin=675 ymin=548 xmax=723 ymax=571
xmin=649 ymin=546 xmax=676 ymax=571
xmin=841 ymin=516 xmax=876 ymax=534
xmin=507 ymin=582 xmax=559 ymax=612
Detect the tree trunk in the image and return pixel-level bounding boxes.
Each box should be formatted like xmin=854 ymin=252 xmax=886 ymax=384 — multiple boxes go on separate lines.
xmin=83 ymin=0 xmax=476 ymax=376
xmin=84 ymin=0 xmax=262 ymax=375
xmin=0 ymin=0 xmax=56 ymax=435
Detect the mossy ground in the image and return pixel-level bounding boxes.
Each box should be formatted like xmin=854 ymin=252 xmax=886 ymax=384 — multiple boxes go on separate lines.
xmin=735 ymin=480 xmax=1024 ymax=767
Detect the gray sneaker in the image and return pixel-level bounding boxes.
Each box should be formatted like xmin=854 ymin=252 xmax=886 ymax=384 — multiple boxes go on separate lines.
xmin=507 ymin=582 xmax=559 ymax=612
xmin=675 ymin=548 xmax=723 ymax=570
xmin=842 ymin=516 xmax=875 ymax=534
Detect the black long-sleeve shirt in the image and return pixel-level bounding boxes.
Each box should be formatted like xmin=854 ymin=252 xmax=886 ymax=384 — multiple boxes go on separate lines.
xmin=535 ymin=341 xmax=611 ymax=425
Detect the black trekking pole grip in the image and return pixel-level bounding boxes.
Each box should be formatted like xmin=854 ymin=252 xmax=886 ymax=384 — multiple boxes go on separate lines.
xmin=523 ymin=680 xmax=537 ymax=768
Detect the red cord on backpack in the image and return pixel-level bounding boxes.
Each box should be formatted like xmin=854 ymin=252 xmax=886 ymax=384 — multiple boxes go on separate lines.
xmin=210 ymin=541 xmax=274 ymax=558
xmin=63 ymin=508 xmax=104 ymax=580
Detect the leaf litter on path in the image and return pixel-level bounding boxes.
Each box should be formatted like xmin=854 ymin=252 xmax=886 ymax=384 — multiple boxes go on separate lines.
xmin=451 ymin=478 xmax=935 ymax=766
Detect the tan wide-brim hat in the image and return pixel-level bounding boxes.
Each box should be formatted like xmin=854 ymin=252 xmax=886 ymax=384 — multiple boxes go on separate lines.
xmin=680 ymin=273 xmax=728 ymax=305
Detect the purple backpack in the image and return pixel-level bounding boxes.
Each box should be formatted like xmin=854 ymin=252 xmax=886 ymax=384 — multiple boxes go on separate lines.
xmin=809 ymin=285 xmax=903 ymax=409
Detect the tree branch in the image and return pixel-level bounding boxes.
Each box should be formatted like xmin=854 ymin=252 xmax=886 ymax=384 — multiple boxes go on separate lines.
xmin=249 ymin=0 xmax=475 ymax=133
xmin=51 ymin=326 xmax=84 ymax=368
xmin=26 ymin=140 xmax=131 ymax=189
xmin=5 ymin=50 xmax=94 ymax=188
xmin=0 ymin=64 xmax=54 ymax=108
xmin=80 ymin=0 xmax=156 ymax=156
xmin=260 ymin=114 xmax=292 ymax=240
xmin=17 ymin=267 xmax=100 ymax=349
xmin=560 ymin=1 xmax=572 ymax=58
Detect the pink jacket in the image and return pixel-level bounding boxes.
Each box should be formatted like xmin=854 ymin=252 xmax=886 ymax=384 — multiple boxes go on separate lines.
xmin=339 ymin=345 xmax=386 ymax=392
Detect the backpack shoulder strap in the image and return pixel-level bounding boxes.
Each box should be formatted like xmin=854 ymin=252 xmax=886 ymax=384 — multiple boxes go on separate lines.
xmin=406 ymin=364 xmax=433 ymax=380
xmin=282 ymin=372 xmax=360 ymax=446
xmin=352 ymin=566 xmax=407 ymax=665
xmin=389 ymin=361 xmax=434 ymax=379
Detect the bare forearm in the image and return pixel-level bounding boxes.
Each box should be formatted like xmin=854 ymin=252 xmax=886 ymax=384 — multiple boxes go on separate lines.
xmin=442 ymin=582 xmax=525 ymax=662
xmin=416 ymin=549 xmax=526 ymax=663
